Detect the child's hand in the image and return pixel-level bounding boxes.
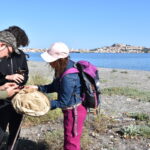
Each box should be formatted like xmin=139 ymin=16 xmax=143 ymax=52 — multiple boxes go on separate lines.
xmin=24 ymin=85 xmax=38 ymax=90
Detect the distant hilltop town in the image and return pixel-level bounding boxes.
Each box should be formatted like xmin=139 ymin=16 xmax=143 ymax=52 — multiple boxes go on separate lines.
xmin=23 ymin=43 xmax=150 ymax=53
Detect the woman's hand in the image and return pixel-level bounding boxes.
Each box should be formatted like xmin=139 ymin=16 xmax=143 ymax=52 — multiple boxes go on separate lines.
xmin=0 ymin=82 xmax=19 ymax=97
xmin=6 ymin=74 xmax=24 ymax=84
xmin=0 ymin=82 xmax=18 ymax=90
xmin=6 ymin=85 xmax=20 ymax=97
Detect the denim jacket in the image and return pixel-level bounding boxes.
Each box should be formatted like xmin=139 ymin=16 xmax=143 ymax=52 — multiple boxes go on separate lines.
xmin=38 ymin=60 xmax=82 ymax=110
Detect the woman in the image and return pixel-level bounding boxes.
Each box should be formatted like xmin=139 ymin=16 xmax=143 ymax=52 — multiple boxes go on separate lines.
xmin=0 ymin=37 xmax=20 ymax=100
xmin=0 ymin=26 xmax=29 ymax=150
xmin=28 ymin=42 xmax=87 ymax=150
xmin=0 ymin=25 xmax=29 ymax=86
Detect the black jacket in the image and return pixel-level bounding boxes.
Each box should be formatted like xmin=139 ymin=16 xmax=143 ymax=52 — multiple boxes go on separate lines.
xmin=0 ymin=49 xmax=29 ymax=86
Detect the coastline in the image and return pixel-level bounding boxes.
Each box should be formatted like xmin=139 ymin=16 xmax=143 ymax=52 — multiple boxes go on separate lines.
xmin=23 ymin=43 xmax=150 ymax=53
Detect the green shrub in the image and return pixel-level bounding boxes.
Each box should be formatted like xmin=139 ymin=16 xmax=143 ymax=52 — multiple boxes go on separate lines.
xmin=101 ymin=79 xmax=107 ymax=83
xmin=102 ymin=87 xmax=150 ymax=102
xmin=111 ymin=69 xmax=117 ymax=73
xmin=23 ymin=109 xmax=63 ymax=127
xmin=127 ymin=113 xmax=149 ymax=121
xmin=85 ymin=113 xmax=115 ymax=133
xmin=120 ymin=125 xmax=150 ymax=138
xmin=120 ymin=125 xmax=140 ymax=137
xmin=120 ymin=71 xmax=128 ymax=74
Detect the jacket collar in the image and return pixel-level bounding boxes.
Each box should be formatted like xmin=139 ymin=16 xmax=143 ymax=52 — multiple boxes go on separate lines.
xmin=65 ymin=59 xmax=75 ymax=71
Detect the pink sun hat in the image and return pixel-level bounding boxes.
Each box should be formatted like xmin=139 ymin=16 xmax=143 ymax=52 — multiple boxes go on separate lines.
xmin=41 ymin=42 xmax=70 ymax=62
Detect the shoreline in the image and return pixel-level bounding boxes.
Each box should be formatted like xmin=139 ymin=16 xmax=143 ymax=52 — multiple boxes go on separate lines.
xmin=27 ymin=60 xmax=150 ymax=72
xmin=28 ymin=61 xmax=150 ymax=92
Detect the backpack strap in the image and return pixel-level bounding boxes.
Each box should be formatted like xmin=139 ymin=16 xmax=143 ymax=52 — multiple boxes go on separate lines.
xmin=61 ymin=68 xmax=79 ymax=79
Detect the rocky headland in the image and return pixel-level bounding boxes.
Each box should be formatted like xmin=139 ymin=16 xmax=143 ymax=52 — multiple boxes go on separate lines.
xmin=23 ymin=43 xmax=150 ymax=53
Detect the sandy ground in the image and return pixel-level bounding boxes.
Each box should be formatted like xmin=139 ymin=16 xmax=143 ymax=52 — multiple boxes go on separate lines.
xmin=20 ymin=61 xmax=150 ymax=150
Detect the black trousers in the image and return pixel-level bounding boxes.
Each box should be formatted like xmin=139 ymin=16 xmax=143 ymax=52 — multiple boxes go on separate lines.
xmin=0 ymin=101 xmax=22 ymax=146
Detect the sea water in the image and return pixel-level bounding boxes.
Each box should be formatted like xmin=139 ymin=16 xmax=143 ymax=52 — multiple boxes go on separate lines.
xmin=26 ymin=52 xmax=150 ymax=71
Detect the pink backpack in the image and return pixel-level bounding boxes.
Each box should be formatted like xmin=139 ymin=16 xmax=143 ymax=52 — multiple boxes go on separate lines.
xmin=61 ymin=60 xmax=101 ymax=109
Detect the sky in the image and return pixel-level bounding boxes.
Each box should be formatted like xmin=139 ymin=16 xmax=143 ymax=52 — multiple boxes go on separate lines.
xmin=0 ymin=0 xmax=150 ymax=49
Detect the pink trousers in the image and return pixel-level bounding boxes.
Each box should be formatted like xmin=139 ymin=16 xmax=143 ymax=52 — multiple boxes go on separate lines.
xmin=62 ymin=104 xmax=87 ymax=150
